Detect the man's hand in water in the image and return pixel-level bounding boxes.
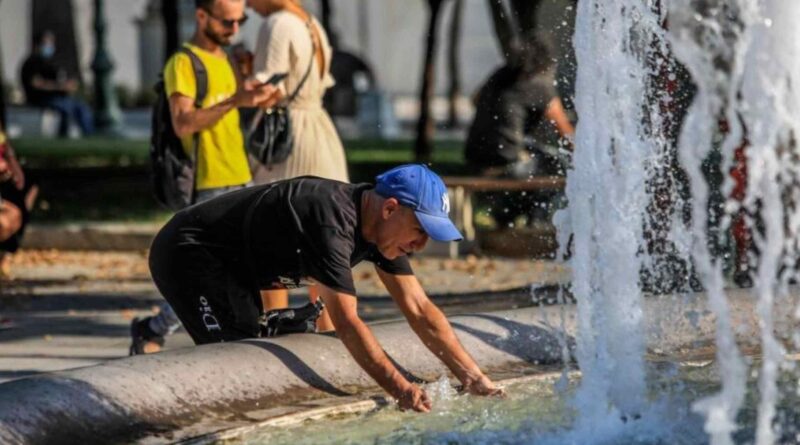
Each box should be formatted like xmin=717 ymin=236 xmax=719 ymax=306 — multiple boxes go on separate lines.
xmin=462 ymin=374 xmax=505 ymax=397
xmin=396 ymin=383 xmax=432 ymax=413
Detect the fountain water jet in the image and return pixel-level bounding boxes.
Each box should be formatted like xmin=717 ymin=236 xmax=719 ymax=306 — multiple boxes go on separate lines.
xmin=667 ymin=2 xmax=754 ymax=443
xmin=562 ymin=0 xmax=800 ymax=443
xmin=737 ymin=2 xmax=800 ymax=443
xmin=561 ymin=0 xmax=671 ymax=425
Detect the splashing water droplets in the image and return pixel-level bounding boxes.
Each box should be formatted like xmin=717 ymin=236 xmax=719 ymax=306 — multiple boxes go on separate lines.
xmin=559 ymin=0 xmax=800 ymax=443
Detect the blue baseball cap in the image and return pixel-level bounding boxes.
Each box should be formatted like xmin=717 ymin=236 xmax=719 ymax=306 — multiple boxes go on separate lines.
xmin=375 ymin=164 xmax=463 ymax=242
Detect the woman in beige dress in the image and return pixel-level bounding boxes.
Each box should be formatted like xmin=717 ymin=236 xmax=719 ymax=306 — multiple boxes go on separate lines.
xmin=247 ymin=0 xmax=348 ymax=331
xmin=248 ymin=0 xmax=348 ymax=183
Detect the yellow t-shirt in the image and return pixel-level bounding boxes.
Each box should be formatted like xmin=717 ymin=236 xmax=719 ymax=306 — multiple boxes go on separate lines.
xmin=163 ymin=43 xmax=251 ymax=190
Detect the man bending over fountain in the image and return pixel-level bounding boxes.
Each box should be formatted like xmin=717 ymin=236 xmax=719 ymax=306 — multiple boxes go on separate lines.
xmin=145 ymin=164 xmax=503 ymax=412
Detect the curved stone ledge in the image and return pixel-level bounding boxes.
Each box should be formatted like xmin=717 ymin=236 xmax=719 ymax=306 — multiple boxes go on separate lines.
xmin=0 ymin=290 xmax=789 ymax=444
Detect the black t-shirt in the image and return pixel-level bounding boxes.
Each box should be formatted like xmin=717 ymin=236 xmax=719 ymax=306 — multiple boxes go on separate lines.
xmin=179 ymin=177 xmax=413 ymax=295
xmin=20 ymin=54 xmax=63 ymax=105
xmin=465 ymin=66 xmax=558 ymax=167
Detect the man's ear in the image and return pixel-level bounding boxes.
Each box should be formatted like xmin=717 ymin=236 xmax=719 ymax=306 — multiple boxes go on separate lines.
xmin=381 ymin=197 xmax=400 ymax=219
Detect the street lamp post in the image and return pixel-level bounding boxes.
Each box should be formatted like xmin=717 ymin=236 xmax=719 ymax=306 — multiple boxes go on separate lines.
xmin=91 ymin=0 xmax=122 ymax=133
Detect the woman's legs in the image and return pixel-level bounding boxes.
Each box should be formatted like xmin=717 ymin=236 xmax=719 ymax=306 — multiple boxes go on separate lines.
xmin=307 ymin=285 xmax=334 ymax=332
xmin=260 ymin=289 xmax=289 ymax=312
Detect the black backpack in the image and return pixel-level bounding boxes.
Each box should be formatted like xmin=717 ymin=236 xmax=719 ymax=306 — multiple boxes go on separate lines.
xmin=150 ymin=47 xmax=207 ymax=210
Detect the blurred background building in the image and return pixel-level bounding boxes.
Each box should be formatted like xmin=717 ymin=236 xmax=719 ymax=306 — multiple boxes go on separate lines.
xmin=0 ymin=0 xmax=576 ymax=137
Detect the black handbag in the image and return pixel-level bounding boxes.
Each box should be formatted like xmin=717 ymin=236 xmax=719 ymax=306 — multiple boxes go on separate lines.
xmin=247 ymin=25 xmax=315 ymax=169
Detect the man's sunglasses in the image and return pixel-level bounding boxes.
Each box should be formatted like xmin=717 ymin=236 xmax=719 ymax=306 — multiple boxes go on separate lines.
xmin=203 ymin=9 xmax=248 ymax=28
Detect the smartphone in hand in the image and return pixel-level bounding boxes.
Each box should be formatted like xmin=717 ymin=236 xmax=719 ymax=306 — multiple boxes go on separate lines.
xmin=263 ymin=72 xmax=288 ymax=86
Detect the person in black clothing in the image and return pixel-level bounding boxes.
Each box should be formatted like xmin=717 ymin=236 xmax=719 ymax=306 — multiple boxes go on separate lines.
xmin=142 ymin=164 xmax=502 ymax=412
xmin=20 ymin=30 xmax=94 ymax=137
xmin=465 ymin=36 xmax=574 ymax=227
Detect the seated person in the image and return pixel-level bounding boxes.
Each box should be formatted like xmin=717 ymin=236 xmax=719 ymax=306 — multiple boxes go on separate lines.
xmin=465 ymin=36 xmax=574 ymax=228
xmin=20 ymin=30 xmax=94 ymax=137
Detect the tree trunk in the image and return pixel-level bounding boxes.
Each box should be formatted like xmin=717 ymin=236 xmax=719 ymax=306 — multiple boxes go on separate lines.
xmin=488 ymin=0 xmax=545 ymax=62
xmin=357 ymin=0 xmax=370 ymax=58
xmin=414 ymin=0 xmax=446 ymax=163
xmin=487 ymin=0 xmax=515 ymax=61
xmin=319 ymin=0 xmax=339 ymax=49
xmin=445 ymin=0 xmax=463 ymax=129
xmin=161 ymin=0 xmax=180 ymax=59
xmin=509 ymin=0 xmax=540 ymax=33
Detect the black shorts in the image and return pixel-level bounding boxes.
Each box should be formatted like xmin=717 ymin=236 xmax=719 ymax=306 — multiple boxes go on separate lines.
xmin=148 ymin=214 xmax=262 ymax=344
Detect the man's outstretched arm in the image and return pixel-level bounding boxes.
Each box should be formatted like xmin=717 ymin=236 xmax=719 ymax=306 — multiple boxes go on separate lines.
xmin=317 ymin=284 xmax=432 ymax=412
xmin=376 ymin=268 xmax=503 ymax=396
xmin=168 ymin=83 xmax=279 ymax=139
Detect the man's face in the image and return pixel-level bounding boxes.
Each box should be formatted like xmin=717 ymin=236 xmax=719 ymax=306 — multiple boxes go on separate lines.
xmin=373 ymin=199 xmax=429 ymax=260
xmin=198 ymin=0 xmax=246 ymax=46
xmin=39 ymin=32 xmax=56 ymax=57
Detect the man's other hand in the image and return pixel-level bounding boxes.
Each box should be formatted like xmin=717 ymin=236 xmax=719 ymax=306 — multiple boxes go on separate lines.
xmin=233 ymin=83 xmax=280 ymax=108
xmin=62 ymin=78 xmax=79 ymax=94
xmin=396 ymin=383 xmax=432 ymax=413
xmin=463 ymin=374 xmax=505 ymax=397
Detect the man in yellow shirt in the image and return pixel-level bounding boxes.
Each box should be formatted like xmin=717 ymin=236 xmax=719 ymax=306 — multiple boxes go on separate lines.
xmin=166 ymin=0 xmax=278 ymax=200
xmin=131 ymin=0 xmax=279 ymax=354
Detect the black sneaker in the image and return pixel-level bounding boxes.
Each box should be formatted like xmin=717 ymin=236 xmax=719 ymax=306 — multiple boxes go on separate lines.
xmin=259 ymin=300 xmax=325 ymax=337
xmin=129 ymin=317 xmax=165 ymax=356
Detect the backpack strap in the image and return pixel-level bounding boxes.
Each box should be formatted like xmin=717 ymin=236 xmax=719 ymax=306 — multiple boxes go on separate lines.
xmin=178 ymin=47 xmax=207 ymax=204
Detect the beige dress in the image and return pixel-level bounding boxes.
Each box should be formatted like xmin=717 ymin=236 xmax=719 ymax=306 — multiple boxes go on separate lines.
xmin=251 ymin=11 xmax=349 ymax=184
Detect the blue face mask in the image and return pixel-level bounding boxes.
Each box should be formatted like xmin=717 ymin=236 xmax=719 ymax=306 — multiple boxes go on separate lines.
xmin=40 ymin=43 xmax=55 ymax=58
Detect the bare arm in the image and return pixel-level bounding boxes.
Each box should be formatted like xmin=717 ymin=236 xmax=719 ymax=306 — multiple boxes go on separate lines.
xmin=0 ymin=126 xmax=24 ymax=189
xmin=168 ymin=83 xmax=280 ymax=139
xmin=0 ymin=201 xmax=22 ymax=242
xmin=318 ymin=283 xmax=432 ymax=412
xmin=3 ymin=146 xmax=24 ymax=190
xmin=30 ymin=75 xmax=76 ymax=94
xmin=376 ymin=268 xmax=503 ymax=396
xmin=544 ymin=97 xmax=575 ymax=148
xmin=487 ymin=0 xmax=516 ymax=62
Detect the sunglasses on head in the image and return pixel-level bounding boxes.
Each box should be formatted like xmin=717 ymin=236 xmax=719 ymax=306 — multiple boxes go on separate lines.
xmin=203 ymin=9 xmax=248 ymax=28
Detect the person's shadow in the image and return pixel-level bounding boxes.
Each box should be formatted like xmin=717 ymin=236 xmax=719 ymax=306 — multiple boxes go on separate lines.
xmin=451 ymin=314 xmax=576 ymax=365
xmin=240 ymin=337 xmax=436 ymax=395
xmin=240 ymin=339 xmax=351 ymax=396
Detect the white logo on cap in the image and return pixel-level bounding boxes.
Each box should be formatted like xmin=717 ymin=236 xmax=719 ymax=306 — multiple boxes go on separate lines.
xmin=441 ymin=192 xmax=450 ymax=214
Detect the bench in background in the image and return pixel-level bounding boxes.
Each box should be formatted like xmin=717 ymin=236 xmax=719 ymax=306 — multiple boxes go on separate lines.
xmin=5 ymin=105 xmax=81 ymax=138
xmin=443 ymin=175 xmax=566 ymax=250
